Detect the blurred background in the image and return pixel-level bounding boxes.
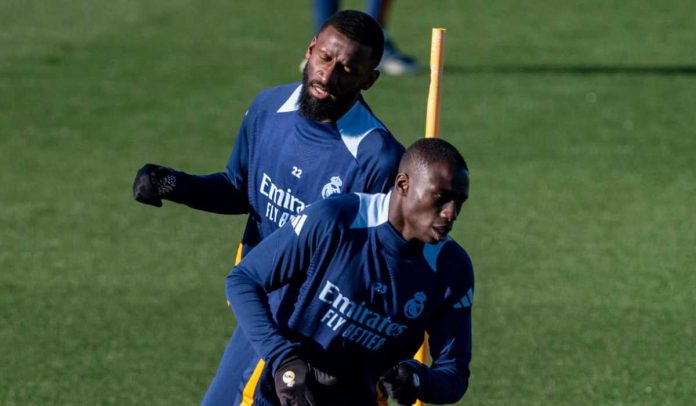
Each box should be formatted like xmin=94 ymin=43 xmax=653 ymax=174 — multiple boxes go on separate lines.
xmin=1 ymin=0 xmax=694 ymax=404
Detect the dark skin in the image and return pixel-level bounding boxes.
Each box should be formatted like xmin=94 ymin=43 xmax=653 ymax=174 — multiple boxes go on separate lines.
xmin=389 ymin=161 xmax=470 ymax=244
xmin=303 ymin=25 xmax=381 ymax=122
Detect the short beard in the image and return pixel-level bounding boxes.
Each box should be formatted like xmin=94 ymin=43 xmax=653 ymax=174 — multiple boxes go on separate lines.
xmin=299 ymin=66 xmax=352 ymax=122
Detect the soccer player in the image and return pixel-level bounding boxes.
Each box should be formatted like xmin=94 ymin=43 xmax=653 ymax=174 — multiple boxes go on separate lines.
xmin=131 ymin=10 xmax=405 ymax=404
xmin=226 ymin=138 xmax=473 ymax=406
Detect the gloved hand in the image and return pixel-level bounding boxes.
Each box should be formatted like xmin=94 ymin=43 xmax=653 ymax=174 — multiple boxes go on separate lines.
xmin=274 ymin=355 xmax=337 ymax=406
xmin=132 ymin=164 xmax=177 ymax=207
xmin=379 ymin=362 xmax=422 ymax=406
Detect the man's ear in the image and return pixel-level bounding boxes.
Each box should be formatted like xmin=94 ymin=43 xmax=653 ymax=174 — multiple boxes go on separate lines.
xmin=395 ymin=173 xmax=409 ymax=195
xmin=362 ymin=68 xmax=380 ymax=91
xmin=305 ymin=36 xmax=318 ymax=60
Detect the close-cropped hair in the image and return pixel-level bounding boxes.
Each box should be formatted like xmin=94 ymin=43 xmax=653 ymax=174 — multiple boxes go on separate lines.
xmin=400 ymin=138 xmax=468 ymax=172
xmin=320 ymin=10 xmax=385 ymax=67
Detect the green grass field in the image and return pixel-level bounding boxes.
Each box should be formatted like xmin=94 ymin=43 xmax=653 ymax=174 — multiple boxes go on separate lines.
xmin=2 ymin=0 xmax=695 ymax=404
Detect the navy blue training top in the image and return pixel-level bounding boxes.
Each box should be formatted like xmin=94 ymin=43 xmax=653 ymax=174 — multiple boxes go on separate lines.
xmin=228 ymin=192 xmax=474 ymax=405
xmin=170 ymin=83 xmax=404 ymax=255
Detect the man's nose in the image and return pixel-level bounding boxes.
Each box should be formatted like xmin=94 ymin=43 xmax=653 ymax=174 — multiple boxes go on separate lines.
xmin=319 ymin=62 xmax=334 ymax=82
xmin=441 ymin=200 xmax=458 ymax=221
xmin=320 ymin=63 xmax=341 ymax=88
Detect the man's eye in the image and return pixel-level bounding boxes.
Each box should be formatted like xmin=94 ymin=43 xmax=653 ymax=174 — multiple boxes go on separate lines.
xmin=434 ymin=194 xmax=449 ymax=205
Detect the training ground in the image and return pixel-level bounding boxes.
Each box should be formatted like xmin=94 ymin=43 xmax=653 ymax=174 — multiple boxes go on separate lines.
xmin=1 ymin=0 xmax=694 ymax=404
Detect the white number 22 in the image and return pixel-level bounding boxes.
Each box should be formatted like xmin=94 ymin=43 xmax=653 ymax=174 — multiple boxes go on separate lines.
xmin=291 ymin=166 xmax=303 ymax=179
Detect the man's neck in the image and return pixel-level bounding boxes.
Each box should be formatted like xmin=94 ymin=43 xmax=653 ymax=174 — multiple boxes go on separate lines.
xmin=388 ymin=193 xmax=407 ymax=240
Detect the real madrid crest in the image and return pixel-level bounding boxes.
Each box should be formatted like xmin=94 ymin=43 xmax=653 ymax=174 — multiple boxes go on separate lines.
xmin=404 ymin=291 xmax=427 ymax=319
xmin=321 ymin=176 xmax=343 ymax=198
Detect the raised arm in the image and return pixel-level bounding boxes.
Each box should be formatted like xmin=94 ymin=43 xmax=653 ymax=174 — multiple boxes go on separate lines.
xmin=132 ymin=108 xmax=253 ymax=214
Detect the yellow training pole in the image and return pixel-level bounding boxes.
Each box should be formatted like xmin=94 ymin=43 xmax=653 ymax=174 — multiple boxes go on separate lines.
xmin=424 ymin=28 xmax=446 ymax=138
xmin=414 ymin=28 xmax=446 ymax=406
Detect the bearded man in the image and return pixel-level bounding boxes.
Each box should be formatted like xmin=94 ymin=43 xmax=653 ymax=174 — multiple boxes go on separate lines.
xmin=131 ymin=10 xmax=404 ymax=404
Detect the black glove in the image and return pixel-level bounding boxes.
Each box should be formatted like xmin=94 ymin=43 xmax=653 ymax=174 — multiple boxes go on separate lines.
xmin=380 ymin=362 xmax=422 ymax=406
xmin=274 ymin=355 xmax=337 ymax=406
xmin=132 ymin=164 xmax=177 ymax=207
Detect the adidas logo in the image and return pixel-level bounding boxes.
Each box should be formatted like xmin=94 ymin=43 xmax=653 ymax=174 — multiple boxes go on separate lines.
xmin=291 ymin=214 xmax=308 ymax=235
xmin=453 ymin=288 xmax=474 ymax=309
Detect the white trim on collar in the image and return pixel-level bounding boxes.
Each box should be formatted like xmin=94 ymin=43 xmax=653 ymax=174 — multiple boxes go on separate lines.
xmin=277 ymin=85 xmax=385 ymax=158
xmin=276 ymin=85 xmax=302 ymax=113
xmin=338 ymin=100 xmax=384 ymax=158
xmin=350 ymin=192 xmax=391 ymax=229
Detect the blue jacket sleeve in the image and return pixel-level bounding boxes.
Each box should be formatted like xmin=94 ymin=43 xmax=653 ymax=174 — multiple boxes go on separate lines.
xmin=405 ymin=245 xmax=474 ymax=404
xmin=226 ymin=207 xmax=332 ymax=374
xmin=162 ymin=108 xmax=253 ymax=214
